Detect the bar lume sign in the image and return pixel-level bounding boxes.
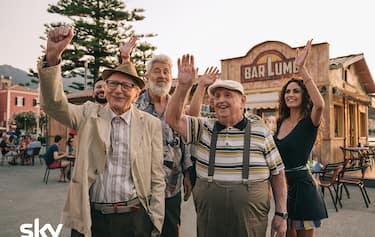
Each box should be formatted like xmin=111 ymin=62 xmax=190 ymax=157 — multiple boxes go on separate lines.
xmin=241 ymin=50 xmax=298 ymax=82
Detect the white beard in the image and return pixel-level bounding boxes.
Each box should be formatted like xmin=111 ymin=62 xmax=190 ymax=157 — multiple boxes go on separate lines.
xmin=149 ymin=80 xmax=172 ymax=96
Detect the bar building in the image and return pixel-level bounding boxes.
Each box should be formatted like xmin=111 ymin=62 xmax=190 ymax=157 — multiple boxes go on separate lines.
xmin=219 ymin=41 xmax=375 ymax=164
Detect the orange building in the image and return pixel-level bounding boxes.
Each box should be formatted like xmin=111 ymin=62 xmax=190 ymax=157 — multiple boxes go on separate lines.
xmin=0 ymin=76 xmax=40 ymax=132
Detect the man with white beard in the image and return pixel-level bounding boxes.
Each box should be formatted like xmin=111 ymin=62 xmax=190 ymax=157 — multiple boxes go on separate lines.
xmin=132 ymin=53 xmax=192 ymax=237
xmin=121 ymin=40 xmax=217 ymax=235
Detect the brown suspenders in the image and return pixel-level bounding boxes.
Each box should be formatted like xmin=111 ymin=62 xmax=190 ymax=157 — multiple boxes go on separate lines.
xmin=207 ymin=120 xmax=251 ymax=184
xmin=242 ymin=121 xmax=251 ymax=183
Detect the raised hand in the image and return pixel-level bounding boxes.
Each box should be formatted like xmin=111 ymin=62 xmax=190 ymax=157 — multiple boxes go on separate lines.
xmin=120 ymin=35 xmax=138 ymax=62
xmin=295 ymin=39 xmax=312 ymax=70
xmin=46 ymin=26 xmax=74 ymax=66
xmin=177 ymin=54 xmax=197 ymax=88
xmin=198 ymin=66 xmax=219 ymax=87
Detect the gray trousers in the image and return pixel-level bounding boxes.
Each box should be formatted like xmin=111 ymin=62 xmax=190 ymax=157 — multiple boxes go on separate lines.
xmin=193 ymin=177 xmax=270 ymax=237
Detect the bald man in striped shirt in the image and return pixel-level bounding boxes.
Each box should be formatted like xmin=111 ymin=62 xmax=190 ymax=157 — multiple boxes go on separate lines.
xmin=166 ymin=55 xmax=288 ymax=237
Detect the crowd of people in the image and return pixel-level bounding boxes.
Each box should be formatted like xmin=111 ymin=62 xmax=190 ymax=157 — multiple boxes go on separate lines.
xmin=37 ymin=25 xmax=328 ymax=237
xmin=0 ymin=132 xmax=44 ymax=165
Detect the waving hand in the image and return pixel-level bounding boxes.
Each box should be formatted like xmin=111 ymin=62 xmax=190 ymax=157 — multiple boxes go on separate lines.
xmin=295 ymin=39 xmax=312 ymax=71
xmin=177 ymin=54 xmax=197 ymax=88
xmin=120 ymin=35 xmax=138 ymax=63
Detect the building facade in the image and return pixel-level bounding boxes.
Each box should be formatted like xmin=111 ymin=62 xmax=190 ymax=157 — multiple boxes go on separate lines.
xmin=0 ymin=76 xmax=40 ymax=132
xmin=219 ymin=41 xmax=375 ymax=164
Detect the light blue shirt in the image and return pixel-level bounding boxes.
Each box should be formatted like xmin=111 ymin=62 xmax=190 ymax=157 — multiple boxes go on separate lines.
xmin=26 ymin=141 xmax=42 ymax=156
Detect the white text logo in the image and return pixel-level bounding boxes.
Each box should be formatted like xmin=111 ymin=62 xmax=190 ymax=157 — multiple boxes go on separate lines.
xmin=20 ymin=218 xmax=63 ymax=237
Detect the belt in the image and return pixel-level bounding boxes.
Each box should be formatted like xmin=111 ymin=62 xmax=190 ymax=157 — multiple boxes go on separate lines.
xmin=92 ymin=198 xmax=141 ymax=214
xmin=285 ymin=165 xmax=309 ymax=173
xmin=198 ymin=176 xmax=267 ymax=185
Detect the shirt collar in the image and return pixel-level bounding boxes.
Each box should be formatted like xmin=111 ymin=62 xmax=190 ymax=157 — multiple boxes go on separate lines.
xmin=108 ymin=105 xmax=132 ymax=124
xmin=215 ymin=116 xmax=248 ymax=131
xmin=137 ymin=89 xmax=171 ymax=116
xmin=143 ymin=89 xmax=153 ymax=105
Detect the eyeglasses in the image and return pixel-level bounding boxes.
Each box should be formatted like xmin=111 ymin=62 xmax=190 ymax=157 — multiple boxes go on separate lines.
xmin=106 ymin=80 xmax=137 ymax=90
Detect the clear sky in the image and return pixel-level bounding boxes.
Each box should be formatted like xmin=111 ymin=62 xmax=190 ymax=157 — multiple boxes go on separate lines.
xmin=1 ymin=0 xmax=374 ymax=78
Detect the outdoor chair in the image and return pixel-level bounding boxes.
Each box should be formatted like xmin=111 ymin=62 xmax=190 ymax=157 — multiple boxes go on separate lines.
xmin=42 ymin=156 xmax=65 ymax=184
xmin=319 ymin=164 xmax=343 ymax=212
xmin=0 ymin=153 xmax=7 ymax=166
xmin=338 ymin=150 xmax=371 ymax=208
xmin=1 ymin=151 xmax=18 ymax=166
xmin=23 ymin=147 xmax=42 ymax=166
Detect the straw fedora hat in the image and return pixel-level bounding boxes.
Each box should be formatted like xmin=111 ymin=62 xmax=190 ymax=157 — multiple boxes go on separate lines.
xmin=101 ymin=63 xmax=146 ymax=89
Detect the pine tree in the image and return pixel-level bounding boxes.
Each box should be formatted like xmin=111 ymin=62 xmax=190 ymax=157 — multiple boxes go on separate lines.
xmin=131 ymin=39 xmax=156 ymax=76
xmin=39 ymin=0 xmax=156 ymax=90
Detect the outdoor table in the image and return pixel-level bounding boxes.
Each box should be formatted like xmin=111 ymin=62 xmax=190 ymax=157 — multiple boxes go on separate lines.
xmin=339 ymin=146 xmax=372 ymax=206
xmin=62 ymin=155 xmax=75 ymax=167
xmin=62 ymin=155 xmax=75 ymax=180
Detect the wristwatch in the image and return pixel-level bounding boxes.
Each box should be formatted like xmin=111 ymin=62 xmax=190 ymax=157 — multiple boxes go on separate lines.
xmin=275 ymin=211 xmax=288 ymax=219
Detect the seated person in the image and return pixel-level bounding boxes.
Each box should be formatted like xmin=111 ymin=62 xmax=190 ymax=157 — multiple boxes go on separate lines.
xmin=22 ymin=136 xmax=42 ymax=164
xmin=0 ymin=134 xmax=9 ymax=157
xmin=18 ymin=135 xmax=30 ymax=151
xmin=1 ymin=134 xmax=18 ymax=165
xmin=44 ymin=135 xmax=70 ymax=182
xmin=66 ymin=136 xmax=75 ymax=156
xmin=309 ymin=159 xmax=323 ymax=186
xmin=26 ymin=137 xmax=42 ymax=154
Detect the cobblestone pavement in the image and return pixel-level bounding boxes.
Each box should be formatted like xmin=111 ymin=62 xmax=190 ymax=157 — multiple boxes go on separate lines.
xmin=1 ymin=164 xmax=374 ymax=237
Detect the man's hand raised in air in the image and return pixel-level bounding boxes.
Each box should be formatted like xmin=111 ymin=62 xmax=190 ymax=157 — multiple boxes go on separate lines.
xmin=46 ymin=26 xmax=74 ymax=66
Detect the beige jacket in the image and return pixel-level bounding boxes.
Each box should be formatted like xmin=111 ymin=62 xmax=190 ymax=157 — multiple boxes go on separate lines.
xmin=38 ymin=63 xmax=165 ymax=237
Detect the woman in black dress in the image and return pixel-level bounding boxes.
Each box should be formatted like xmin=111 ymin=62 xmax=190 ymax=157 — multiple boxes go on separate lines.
xmin=274 ymin=39 xmax=327 ymax=237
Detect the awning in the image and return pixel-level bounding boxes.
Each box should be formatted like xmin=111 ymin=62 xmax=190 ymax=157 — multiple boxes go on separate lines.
xmin=246 ymin=92 xmax=279 ymax=109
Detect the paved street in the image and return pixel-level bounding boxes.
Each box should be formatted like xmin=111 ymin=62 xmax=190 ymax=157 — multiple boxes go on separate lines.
xmin=1 ymin=163 xmax=374 ymax=237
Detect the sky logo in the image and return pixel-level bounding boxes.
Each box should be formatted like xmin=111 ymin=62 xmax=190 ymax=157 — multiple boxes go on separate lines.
xmin=19 ymin=218 xmax=63 ymax=237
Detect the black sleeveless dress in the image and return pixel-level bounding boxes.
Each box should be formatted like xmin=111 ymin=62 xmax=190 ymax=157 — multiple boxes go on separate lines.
xmin=274 ymin=117 xmax=328 ymax=220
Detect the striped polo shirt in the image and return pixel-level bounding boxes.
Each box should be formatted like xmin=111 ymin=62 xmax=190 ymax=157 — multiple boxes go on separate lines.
xmin=186 ymin=115 xmax=284 ymax=182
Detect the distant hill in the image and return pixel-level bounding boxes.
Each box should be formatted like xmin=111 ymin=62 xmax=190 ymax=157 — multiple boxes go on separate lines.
xmin=0 ymin=64 xmax=85 ymax=92
xmin=0 ymin=64 xmax=38 ymax=88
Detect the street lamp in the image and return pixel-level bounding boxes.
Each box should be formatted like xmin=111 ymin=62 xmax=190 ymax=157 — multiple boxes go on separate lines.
xmin=24 ymin=117 xmax=28 ymax=133
xmin=36 ymin=113 xmax=40 ymax=135
xmin=84 ymin=61 xmax=88 ymax=89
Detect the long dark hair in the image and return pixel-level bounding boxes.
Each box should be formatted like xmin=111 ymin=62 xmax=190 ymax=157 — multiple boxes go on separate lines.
xmin=277 ymin=78 xmax=312 ymax=123
xmin=67 ymin=137 xmax=73 ymax=146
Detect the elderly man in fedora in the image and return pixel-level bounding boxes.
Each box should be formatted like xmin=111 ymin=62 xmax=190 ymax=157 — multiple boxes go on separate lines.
xmin=38 ymin=26 xmax=165 ymax=237
xmin=166 ymin=55 xmax=288 ymax=237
